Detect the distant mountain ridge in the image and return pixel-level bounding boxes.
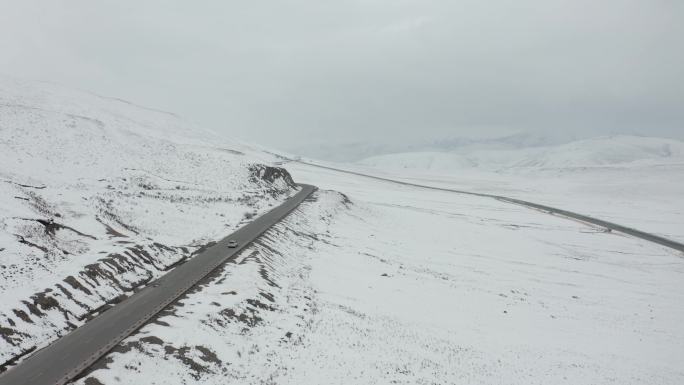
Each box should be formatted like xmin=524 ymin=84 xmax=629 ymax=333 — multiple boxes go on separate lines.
xmin=426 ymin=132 xmax=582 ymax=152
xmin=290 ymin=132 xmax=586 ymax=162
xmin=357 ymin=135 xmax=684 ymax=173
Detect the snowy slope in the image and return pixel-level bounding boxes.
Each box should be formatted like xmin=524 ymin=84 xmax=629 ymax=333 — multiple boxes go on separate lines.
xmin=0 ymin=77 xmax=297 ymax=367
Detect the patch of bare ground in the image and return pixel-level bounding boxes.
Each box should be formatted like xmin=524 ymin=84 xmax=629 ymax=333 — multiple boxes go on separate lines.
xmin=76 ymin=336 xmax=226 ymax=382
xmin=248 ymin=164 xmax=298 ymax=196
xmin=0 ymin=241 xmax=208 ymax=372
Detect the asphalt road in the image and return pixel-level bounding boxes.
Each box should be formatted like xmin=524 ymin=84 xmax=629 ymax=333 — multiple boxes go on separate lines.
xmin=0 ymin=184 xmax=316 ymax=385
xmin=294 ymin=160 xmax=684 ymax=253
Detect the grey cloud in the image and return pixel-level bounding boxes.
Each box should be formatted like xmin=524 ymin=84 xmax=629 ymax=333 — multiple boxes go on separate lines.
xmin=1 ymin=0 xmax=682 ymax=150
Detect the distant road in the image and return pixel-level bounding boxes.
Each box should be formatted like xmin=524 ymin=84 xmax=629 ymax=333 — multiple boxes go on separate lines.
xmin=293 ymin=160 xmax=684 ymax=254
xmin=0 ymin=184 xmax=316 ymax=385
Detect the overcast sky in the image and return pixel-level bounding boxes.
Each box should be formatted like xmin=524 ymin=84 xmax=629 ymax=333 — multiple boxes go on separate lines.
xmin=1 ymin=0 xmax=682 ymax=151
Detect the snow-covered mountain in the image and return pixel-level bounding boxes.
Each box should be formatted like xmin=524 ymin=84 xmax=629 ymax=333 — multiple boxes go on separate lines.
xmin=507 ymin=135 xmax=684 ymax=168
xmin=0 ymin=77 xmax=298 ymax=365
xmin=357 ymin=151 xmax=475 ymax=172
xmin=358 ymin=135 xmax=684 ymax=173
xmin=289 ymin=132 xmax=582 ymax=162
xmin=288 ymin=141 xmax=414 ymax=163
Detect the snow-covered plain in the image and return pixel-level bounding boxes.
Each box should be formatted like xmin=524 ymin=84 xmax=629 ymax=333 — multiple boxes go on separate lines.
xmin=0 ymin=77 xmax=298 ymax=367
xmin=74 ymin=160 xmax=684 ymax=384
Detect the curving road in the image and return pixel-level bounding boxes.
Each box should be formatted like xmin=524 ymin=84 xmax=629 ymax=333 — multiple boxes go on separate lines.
xmin=0 ymin=184 xmax=316 ymax=385
xmin=292 ymin=160 xmax=684 ymax=253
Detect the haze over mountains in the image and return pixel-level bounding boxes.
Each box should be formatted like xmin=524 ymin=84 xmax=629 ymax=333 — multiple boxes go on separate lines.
xmin=357 ymin=135 xmax=684 ymax=173
xmin=290 ymin=131 xmax=684 ymax=166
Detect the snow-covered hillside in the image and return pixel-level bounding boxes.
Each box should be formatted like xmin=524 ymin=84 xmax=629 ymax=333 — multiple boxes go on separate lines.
xmin=359 ymin=135 xmax=684 ymax=172
xmin=0 ymin=77 xmax=297 ymax=367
